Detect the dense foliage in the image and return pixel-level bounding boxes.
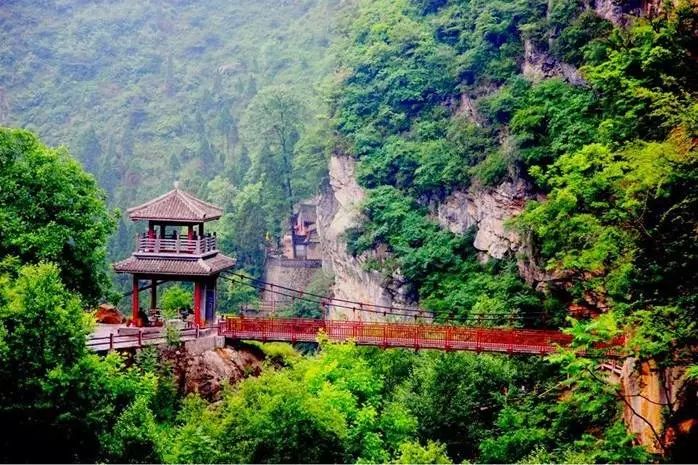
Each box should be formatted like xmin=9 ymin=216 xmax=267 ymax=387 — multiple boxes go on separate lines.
xmin=329 ymin=0 xmax=697 ymax=460
xmin=1 ymin=0 xmax=697 ymax=463
xmin=0 ymin=263 xmax=159 ymax=462
xmin=0 ymin=128 xmax=115 ymax=303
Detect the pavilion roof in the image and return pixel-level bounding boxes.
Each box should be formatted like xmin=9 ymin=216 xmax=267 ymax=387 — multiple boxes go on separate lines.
xmin=127 ymin=188 xmax=223 ymax=222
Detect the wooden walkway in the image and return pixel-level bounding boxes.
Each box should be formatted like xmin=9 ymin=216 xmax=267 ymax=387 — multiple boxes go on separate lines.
xmin=87 ymin=326 xmax=215 ymax=351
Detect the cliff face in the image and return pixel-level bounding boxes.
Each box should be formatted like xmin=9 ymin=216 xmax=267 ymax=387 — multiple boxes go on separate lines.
xmin=436 ymin=179 xmax=533 ymax=260
xmin=317 ymin=154 xmax=411 ymax=319
xmin=620 ymin=358 xmax=696 ymax=456
xmin=592 ymin=0 xmax=669 ymax=26
xmin=316 ymin=154 xmax=552 ymax=311
xmin=522 ymin=39 xmax=585 ymax=85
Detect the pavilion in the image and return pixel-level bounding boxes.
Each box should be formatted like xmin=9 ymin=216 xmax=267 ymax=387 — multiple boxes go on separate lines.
xmin=113 ymin=187 xmax=236 ymax=326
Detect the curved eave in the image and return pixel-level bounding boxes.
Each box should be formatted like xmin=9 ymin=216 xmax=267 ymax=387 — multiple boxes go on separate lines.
xmin=113 ymin=254 xmax=236 ymax=277
xmin=129 ymin=214 xmax=222 ymax=223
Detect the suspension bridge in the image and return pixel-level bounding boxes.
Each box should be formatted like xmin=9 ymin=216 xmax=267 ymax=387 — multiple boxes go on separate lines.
xmin=88 ymin=272 xmax=621 ymax=356
xmin=94 ymin=188 xmax=621 ymax=356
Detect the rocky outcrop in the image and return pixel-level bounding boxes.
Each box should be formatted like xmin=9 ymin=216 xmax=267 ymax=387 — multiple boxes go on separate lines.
xmin=183 ymin=345 xmax=263 ymax=401
xmin=94 ymin=303 xmax=126 ymax=324
xmin=591 ymin=0 xmax=672 ymax=27
xmin=316 ymin=157 xmax=558 ymax=313
xmin=620 ymin=358 xmax=696 ymax=455
xmin=317 ymin=154 xmax=412 ymax=320
xmin=522 ymin=39 xmax=585 ymax=85
xmin=455 ymin=93 xmax=485 ymax=127
xmin=593 ymin=0 xmax=645 ymax=26
xmin=436 ymin=178 xmax=534 ymax=260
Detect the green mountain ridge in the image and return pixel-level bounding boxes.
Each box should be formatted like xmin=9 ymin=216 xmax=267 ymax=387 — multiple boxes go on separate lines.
xmin=0 ymin=0 xmax=696 ymax=462
xmin=1 ymin=0 xmax=345 ymax=267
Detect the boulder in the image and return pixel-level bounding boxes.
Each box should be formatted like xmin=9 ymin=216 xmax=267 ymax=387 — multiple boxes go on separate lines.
xmin=95 ymin=303 xmax=125 ymax=324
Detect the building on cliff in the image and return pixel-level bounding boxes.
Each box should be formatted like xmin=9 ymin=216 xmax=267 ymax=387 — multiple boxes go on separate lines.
xmin=260 ymin=199 xmax=323 ymax=309
xmin=281 ymin=199 xmax=322 ymax=260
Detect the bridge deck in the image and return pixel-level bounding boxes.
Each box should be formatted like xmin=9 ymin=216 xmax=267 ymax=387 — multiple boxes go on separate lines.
xmin=221 ymin=317 xmax=575 ymax=354
xmin=87 ymin=318 xmax=621 ymax=355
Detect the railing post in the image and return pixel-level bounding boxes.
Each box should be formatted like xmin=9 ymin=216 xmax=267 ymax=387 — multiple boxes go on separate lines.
xmin=445 ymin=326 xmax=452 ymax=351
xmin=382 ymin=324 xmax=387 ymax=348
xmin=138 ymin=330 xmax=143 ymax=347
xmin=109 ymin=333 xmax=114 ymax=351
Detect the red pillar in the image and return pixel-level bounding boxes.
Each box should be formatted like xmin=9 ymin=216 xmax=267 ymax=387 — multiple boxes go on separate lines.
xmin=132 ymin=275 xmax=140 ymax=327
xmin=194 ymin=281 xmax=202 ymax=327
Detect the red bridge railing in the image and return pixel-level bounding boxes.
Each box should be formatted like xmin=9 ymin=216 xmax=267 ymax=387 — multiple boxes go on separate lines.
xmin=219 ymin=317 xmax=577 ymax=355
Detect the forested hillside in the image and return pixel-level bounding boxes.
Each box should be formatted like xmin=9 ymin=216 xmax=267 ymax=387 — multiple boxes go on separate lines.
xmin=1 ymin=0 xmax=697 ymax=463
xmin=326 ymin=0 xmax=697 ymax=460
xmin=1 ymin=0 xmax=345 ymax=270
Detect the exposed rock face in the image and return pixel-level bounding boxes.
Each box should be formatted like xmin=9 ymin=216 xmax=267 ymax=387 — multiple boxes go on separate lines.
xmin=522 ymin=39 xmax=585 ymax=85
xmin=317 ymin=154 xmax=411 ymax=320
xmin=620 ymin=358 xmax=696 ymax=455
xmin=456 ymin=93 xmax=485 ymax=126
xmin=183 ymin=345 xmax=263 ymax=401
xmin=592 ymin=0 xmax=646 ymax=26
xmin=94 ymin=303 xmax=126 ymax=324
xmin=594 ymin=0 xmax=629 ymax=25
xmin=316 ymin=157 xmax=555 ymax=314
xmin=437 ymin=179 xmax=533 ymax=259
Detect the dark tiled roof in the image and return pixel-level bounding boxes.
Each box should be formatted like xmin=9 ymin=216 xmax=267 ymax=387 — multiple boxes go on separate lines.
xmin=113 ymin=254 xmax=236 ymax=276
xmin=127 ymin=188 xmax=223 ymax=222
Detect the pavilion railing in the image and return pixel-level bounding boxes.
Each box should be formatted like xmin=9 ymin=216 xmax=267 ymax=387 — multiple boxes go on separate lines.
xmin=135 ymin=235 xmax=217 ymax=255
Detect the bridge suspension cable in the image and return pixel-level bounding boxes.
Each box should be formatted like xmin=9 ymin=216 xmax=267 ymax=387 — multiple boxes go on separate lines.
xmin=221 ymin=272 xmax=550 ymax=324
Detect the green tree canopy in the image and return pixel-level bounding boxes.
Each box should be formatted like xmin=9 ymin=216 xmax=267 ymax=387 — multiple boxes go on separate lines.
xmin=0 ymin=263 xmax=151 ymax=462
xmin=0 ymin=128 xmax=116 ymax=303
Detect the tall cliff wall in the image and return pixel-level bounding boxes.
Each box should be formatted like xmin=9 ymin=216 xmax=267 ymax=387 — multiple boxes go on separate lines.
xmin=315 ymin=154 xmax=550 ymax=318
xmin=317 ymin=155 xmax=412 ymax=320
